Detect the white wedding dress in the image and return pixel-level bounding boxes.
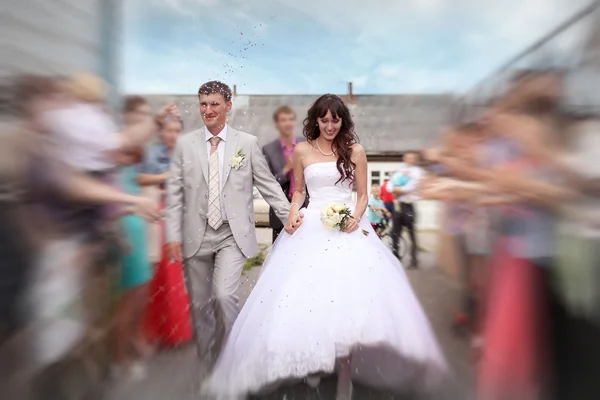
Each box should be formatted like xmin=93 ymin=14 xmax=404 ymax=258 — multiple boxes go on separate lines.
xmin=203 ymin=161 xmax=447 ymax=399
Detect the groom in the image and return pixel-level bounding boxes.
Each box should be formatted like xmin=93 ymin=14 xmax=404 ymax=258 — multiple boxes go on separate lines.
xmin=165 ymin=81 xmax=295 ymax=377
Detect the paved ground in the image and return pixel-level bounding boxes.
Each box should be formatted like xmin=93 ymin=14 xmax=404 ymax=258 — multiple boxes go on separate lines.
xmin=104 ymin=230 xmax=474 ymax=400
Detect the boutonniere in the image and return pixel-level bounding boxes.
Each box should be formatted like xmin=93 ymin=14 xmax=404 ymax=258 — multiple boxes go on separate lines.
xmin=231 ymin=149 xmax=245 ymax=170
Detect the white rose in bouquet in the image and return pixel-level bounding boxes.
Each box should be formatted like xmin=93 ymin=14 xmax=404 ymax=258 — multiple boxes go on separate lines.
xmin=319 ymin=203 xmax=369 ymax=235
xmin=333 ymin=204 xmax=345 ymax=213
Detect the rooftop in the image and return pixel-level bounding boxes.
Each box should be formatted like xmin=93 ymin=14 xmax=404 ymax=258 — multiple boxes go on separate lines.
xmin=141 ymin=93 xmax=455 ymax=154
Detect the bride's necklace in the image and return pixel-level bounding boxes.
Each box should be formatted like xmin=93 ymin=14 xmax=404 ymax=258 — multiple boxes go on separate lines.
xmin=316 ymin=137 xmax=336 ymax=156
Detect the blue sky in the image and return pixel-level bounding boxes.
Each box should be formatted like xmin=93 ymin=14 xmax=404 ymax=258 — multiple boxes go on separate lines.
xmin=123 ymin=0 xmax=591 ymax=95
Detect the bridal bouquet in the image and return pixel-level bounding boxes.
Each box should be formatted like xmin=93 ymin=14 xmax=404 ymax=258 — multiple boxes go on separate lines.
xmin=320 ymin=203 xmax=369 ymax=236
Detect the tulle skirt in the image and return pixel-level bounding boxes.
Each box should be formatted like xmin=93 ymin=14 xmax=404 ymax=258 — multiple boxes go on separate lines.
xmin=203 ymin=206 xmax=447 ymax=399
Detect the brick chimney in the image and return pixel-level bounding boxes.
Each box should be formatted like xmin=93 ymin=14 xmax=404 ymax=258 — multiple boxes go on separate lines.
xmin=233 ymin=84 xmax=237 ymax=96
xmin=346 ymin=82 xmax=354 ymax=103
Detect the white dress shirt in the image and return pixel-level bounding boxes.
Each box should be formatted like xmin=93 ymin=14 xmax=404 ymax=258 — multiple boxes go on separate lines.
xmin=205 ymin=125 xmax=228 ymax=221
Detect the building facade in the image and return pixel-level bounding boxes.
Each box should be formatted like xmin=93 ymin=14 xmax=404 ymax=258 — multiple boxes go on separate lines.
xmin=142 ymin=93 xmax=454 ymax=197
xmin=2 ymin=0 xmax=121 ymax=103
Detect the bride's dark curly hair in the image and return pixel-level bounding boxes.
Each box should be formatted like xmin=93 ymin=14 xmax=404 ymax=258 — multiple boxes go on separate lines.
xmin=303 ymin=94 xmax=358 ymax=184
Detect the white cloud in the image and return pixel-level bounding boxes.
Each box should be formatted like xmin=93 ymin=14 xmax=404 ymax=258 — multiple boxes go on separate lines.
xmin=410 ymin=0 xmax=448 ymax=14
xmin=473 ymin=0 xmax=591 ymax=45
xmin=278 ymin=0 xmax=590 ymax=49
xmin=372 ymin=63 xmax=463 ymax=93
xmin=123 ymin=39 xmax=300 ymax=94
xmin=352 ymin=75 xmax=369 ymax=88
xmin=463 ymin=32 xmax=487 ymax=49
xmin=379 ymin=64 xmax=402 ymax=79
xmin=124 ymin=0 xmax=597 ymax=94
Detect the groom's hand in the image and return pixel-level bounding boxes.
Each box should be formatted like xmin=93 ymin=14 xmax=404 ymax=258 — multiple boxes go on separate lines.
xmin=284 ymin=213 xmax=303 ymax=235
xmin=166 ymin=242 xmax=182 ymax=262
xmin=294 ymin=213 xmax=304 ymax=229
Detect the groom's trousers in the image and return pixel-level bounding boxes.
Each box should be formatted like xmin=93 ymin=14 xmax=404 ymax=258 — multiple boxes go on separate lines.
xmin=183 ymin=223 xmax=246 ymax=377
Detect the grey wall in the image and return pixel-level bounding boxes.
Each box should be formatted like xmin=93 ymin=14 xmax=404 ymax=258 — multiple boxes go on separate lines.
xmin=2 ymin=0 xmax=121 ymax=102
xmin=141 ymin=94 xmax=455 ymax=153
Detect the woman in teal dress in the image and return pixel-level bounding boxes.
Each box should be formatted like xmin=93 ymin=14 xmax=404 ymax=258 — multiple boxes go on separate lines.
xmin=119 ymin=165 xmax=152 ymax=288
xmin=113 ymin=147 xmax=153 ymax=379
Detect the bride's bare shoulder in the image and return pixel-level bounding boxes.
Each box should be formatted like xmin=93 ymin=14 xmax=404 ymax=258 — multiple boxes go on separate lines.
xmin=294 ymin=141 xmax=312 ymax=155
xmin=350 ymin=142 xmax=364 ymax=152
xmin=350 ymin=143 xmax=366 ymax=162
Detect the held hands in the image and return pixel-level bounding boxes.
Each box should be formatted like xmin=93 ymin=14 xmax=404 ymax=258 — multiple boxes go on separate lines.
xmin=284 ymin=206 xmax=303 ymax=235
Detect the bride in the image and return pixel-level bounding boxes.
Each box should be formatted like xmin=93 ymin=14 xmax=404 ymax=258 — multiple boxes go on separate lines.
xmin=203 ymin=94 xmax=447 ymax=399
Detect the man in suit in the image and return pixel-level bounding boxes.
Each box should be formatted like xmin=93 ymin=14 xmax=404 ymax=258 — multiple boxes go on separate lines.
xmin=262 ymin=105 xmax=308 ymax=242
xmin=388 ymin=152 xmax=424 ymax=269
xmin=165 ymin=81 xmax=298 ymax=379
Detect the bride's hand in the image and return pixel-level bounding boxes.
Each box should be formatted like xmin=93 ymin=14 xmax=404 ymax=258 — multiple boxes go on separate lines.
xmin=285 ymin=209 xmax=303 ymax=234
xmin=342 ymin=216 xmax=359 ymax=233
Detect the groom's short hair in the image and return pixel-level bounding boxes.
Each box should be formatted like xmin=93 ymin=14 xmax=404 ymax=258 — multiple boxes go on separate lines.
xmin=198 ymin=81 xmax=232 ymax=102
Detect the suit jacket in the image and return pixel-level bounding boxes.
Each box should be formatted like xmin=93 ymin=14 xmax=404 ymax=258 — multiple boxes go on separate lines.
xmin=262 ymin=136 xmax=309 ymax=231
xmin=165 ymin=125 xmax=290 ymax=259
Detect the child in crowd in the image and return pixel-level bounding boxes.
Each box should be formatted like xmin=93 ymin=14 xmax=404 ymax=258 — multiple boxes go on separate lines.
xmin=368 ymin=184 xmax=391 ymax=236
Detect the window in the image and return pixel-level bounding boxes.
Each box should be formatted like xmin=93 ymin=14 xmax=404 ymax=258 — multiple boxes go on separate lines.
xmin=370 ymin=171 xmax=381 ymax=185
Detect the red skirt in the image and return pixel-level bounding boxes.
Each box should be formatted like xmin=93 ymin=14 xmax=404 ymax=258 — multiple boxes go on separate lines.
xmin=143 ymin=216 xmax=193 ymax=347
xmin=477 ymin=240 xmax=548 ymax=399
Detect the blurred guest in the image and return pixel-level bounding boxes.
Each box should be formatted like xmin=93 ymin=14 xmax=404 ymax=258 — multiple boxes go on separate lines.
xmin=421 ymin=125 xmax=491 ymax=342
xmin=112 ymin=146 xmax=153 ymax=380
xmin=380 ymin=173 xmax=395 ymax=216
xmin=0 ymin=75 xmax=161 ymax=399
xmin=441 ymin=70 xmax=575 ymax=400
xmin=262 ymin=105 xmax=307 ymax=242
xmin=136 ymin=100 xmax=183 ymax=264
xmin=42 ymin=73 xmax=178 ymax=244
xmin=122 ymin=96 xmax=160 ymax=262
xmin=367 ymin=184 xmax=391 ymax=235
xmin=136 ymin=104 xmax=192 ymax=349
xmin=0 ymin=76 xmax=59 ymax=345
xmin=550 ymin=72 xmax=600 ymax=398
xmin=388 ymin=151 xmax=424 ymax=268
xmin=46 ymin=73 xmax=178 ymax=174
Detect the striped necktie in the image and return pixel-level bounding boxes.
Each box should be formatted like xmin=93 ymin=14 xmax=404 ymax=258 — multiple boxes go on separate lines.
xmin=208 ymin=136 xmax=223 ymax=230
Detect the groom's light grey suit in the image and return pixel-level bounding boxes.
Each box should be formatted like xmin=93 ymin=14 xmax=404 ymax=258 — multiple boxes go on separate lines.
xmin=165 ymin=124 xmax=289 ymax=373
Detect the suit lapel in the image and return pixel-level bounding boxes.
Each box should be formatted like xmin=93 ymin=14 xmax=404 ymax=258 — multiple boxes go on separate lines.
xmin=195 ymin=130 xmax=209 ymax=184
xmin=222 ymin=126 xmax=239 ymax=187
